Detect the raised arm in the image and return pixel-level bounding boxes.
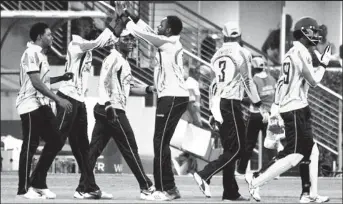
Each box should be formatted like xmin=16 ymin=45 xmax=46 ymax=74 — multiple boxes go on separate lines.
xmin=298 ymin=51 xmax=325 ymax=87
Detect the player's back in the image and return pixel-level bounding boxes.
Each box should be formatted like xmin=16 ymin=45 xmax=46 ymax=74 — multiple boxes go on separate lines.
xmin=276 ymin=41 xmax=313 ymax=113
xmin=210 ymin=42 xmax=250 ymax=101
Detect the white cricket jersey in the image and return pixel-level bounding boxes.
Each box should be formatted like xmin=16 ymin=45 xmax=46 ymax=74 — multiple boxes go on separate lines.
xmin=275 ymin=41 xmax=326 ymax=113
xmin=16 ymin=42 xmax=51 ymax=115
xmin=126 ymin=20 xmax=189 ymax=98
xmin=58 ymin=28 xmax=117 ymax=102
xmin=98 ymin=48 xmax=134 ymax=111
xmin=210 ymin=42 xmax=261 ymax=103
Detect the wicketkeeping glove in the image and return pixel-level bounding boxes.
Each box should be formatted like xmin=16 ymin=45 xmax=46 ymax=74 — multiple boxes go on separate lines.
xmin=313 ymin=45 xmax=332 ymax=68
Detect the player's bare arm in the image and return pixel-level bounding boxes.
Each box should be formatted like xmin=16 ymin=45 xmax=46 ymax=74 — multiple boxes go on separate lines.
xmin=28 ymin=72 xmax=72 ymax=113
xmin=50 ymin=72 xmax=74 ymax=84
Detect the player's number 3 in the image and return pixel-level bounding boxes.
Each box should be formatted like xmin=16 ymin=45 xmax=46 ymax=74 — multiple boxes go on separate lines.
xmin=218 ymin=61 xmax=226 ymax=82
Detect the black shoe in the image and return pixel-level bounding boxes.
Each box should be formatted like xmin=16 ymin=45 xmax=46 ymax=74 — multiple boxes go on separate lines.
xmin=223 ymin=195 xmax=250 ymax=202
xmin=165 ymin=187 xmax=181 ymax=200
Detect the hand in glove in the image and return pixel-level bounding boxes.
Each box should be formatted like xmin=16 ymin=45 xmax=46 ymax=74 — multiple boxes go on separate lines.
xmin=209 ymin=115 xmax=220 ymax=132
xmin=313 ymin=45 xmax=332 ymax=68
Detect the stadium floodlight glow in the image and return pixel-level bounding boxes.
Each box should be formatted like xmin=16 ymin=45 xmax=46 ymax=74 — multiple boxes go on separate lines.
xmin=1 ymin=10 xmax=108 ymax=19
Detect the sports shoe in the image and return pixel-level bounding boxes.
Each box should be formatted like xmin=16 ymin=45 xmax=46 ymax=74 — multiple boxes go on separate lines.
xmin=100 ymin=191 xmax=113 ymax=199
xmin=140 ymin=186 xmax=155 ymax=200
xmin=245 ymin=173 xmax=261 ymax=202
xmin=144 ymin=191 xmax=171 ymax=201
xmin=300 ymin=193 xmax=330 ymax=203
xmin=193 ymin=172 xmax=211 ymax=198
xmin=32 ymin=187 xmax=56 ymax=199
xmin=165 ymin=186 xmax=181 ymax=200
xmin=83 ymin=190 xmax=102 ymax=199
xmin=235 ymin=170 xmax=245 ymax=180
xmin=20 ymin=187 xmax=45 ymax=199
xmin=223 ymin=195 xmax=250 ymax=202
xmin=73 ymin=191 xmax=84 ymax=199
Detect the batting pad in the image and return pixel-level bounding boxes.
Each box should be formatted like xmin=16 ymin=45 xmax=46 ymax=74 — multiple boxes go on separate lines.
xmin=252 ymin=153 xmax=303 ymax=187
xmin=310 ymin=143 xmax=319 ymax=197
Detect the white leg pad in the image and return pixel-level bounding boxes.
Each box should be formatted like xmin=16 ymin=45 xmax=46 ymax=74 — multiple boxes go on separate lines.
xmin=252 ymin=153 xmax=303 ymax=187
xmin=309 ymin=143 xmax=319 ymax=198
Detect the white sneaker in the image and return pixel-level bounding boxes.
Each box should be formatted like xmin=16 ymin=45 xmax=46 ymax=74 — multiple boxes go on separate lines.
xmin=235 ymin=171 xmax=245 ymax=180
xmin=32 ymin=187 xmax=56 ymax=199
xmin=300 ymin=194 xmax=330 ymax=203
xmin=245 ymin=173 xmax=261 ymax=202
xmin=21 ymin=187 xmax=46 ymax=199
xmin=73 ymin=191 xmax=84 ymax=199
xmin=311 ymin=195 xmax=330 ymax=203
xmin=193 ymin=172 xmax=211 ymax=198
xmin=144 ymin=191 xmax=171 ymax=201
xmin=140 ymin=185 xmax=155 ymax=200
xmin=100 ymin=191 xmax=113 ymax=199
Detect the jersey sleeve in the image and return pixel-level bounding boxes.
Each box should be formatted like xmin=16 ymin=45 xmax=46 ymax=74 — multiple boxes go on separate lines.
xmin=99 ymin=55 xmax=117 ymax=103
xmin=23 ymin=51 xmax=40 ymax=73
xmin=72 ymin=28 xmax=118 ymax=53
xmin=298 ymin=51 xmax=325 ymax=87
xmin=126 ymin=20 xmax=176 ymax=49
xmin=239 ymin=50 xmax=261 ymax=104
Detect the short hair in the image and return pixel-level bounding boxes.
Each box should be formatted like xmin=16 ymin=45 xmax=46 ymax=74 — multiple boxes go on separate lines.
xmin=29 ymin=22 xmax=49 ymax=42
xmin=166 ymin=16 xmax=183 ymax=35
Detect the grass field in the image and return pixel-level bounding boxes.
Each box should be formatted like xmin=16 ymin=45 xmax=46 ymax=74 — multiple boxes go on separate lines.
xmin=1 ymin=172 xmax=342 ymax=203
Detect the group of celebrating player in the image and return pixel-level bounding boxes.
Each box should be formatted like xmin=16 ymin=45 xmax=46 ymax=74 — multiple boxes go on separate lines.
xmin=15 ymin=1 xmax=331 ymax=202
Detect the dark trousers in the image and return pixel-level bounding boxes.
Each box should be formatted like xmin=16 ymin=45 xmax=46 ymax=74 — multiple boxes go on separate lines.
xmin=197 ymin=99 xmax=245 ymax=200
xmin=78 ymin=103 xmax=153 ymax=190
xmin=237 ymin=112 xmax=276 ymax=174
xmin=55 ymin=91 xmax=99 ymax=193
xmin=280 ymin=106 xmax=314 ymax=192
xmin=278 ymin=106 xmax=314 ymax=160
xmin=17 ymin=105 xmax=64 ymax=195
xmin=153 ymin=96 xmax=189 ymax=191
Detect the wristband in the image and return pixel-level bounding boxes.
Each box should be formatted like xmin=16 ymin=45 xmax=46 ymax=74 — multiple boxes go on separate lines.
xmin=145 ymin=86 xmax=153 ymax=94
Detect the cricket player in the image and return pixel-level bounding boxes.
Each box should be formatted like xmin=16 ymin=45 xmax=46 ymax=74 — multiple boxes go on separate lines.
xmin=55 ymin=17 xmax=127 ymax=199
xmin=77 ymin=28 xmax=155 ymax=200
xmin=236 ymin=56 xmax=277 ymax=176
xmin=245 ymin=17 xmax=331 ymax=203
xmin=119 ymin=8 xmax=189 ymax=201
xmin=16 ymin=22 xmax=73 ymax=199
xmin=193 ymin=21 xmax=264 ymax=202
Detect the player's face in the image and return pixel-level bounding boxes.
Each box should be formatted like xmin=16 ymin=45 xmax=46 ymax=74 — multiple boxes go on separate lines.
xmin=118 ymin=35 xmax=135 ymax=54
xmin=82 ymin=20 xmax=96 ymax=40
xmin=157 ymin=19 xmax=169 ymax=36
xmin=41 ymin=28 xmax=53 ymax=48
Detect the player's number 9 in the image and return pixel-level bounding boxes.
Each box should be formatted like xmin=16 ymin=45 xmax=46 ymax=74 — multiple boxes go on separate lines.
xmin=282 ymin=59 xmax=291 ymax=84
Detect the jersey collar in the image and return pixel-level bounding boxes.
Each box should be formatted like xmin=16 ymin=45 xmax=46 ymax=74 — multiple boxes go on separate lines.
xmin=27 ymin=41 xmax=43 ymax=52
xmin=293 ymin=41 xmax=308 ymax=53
